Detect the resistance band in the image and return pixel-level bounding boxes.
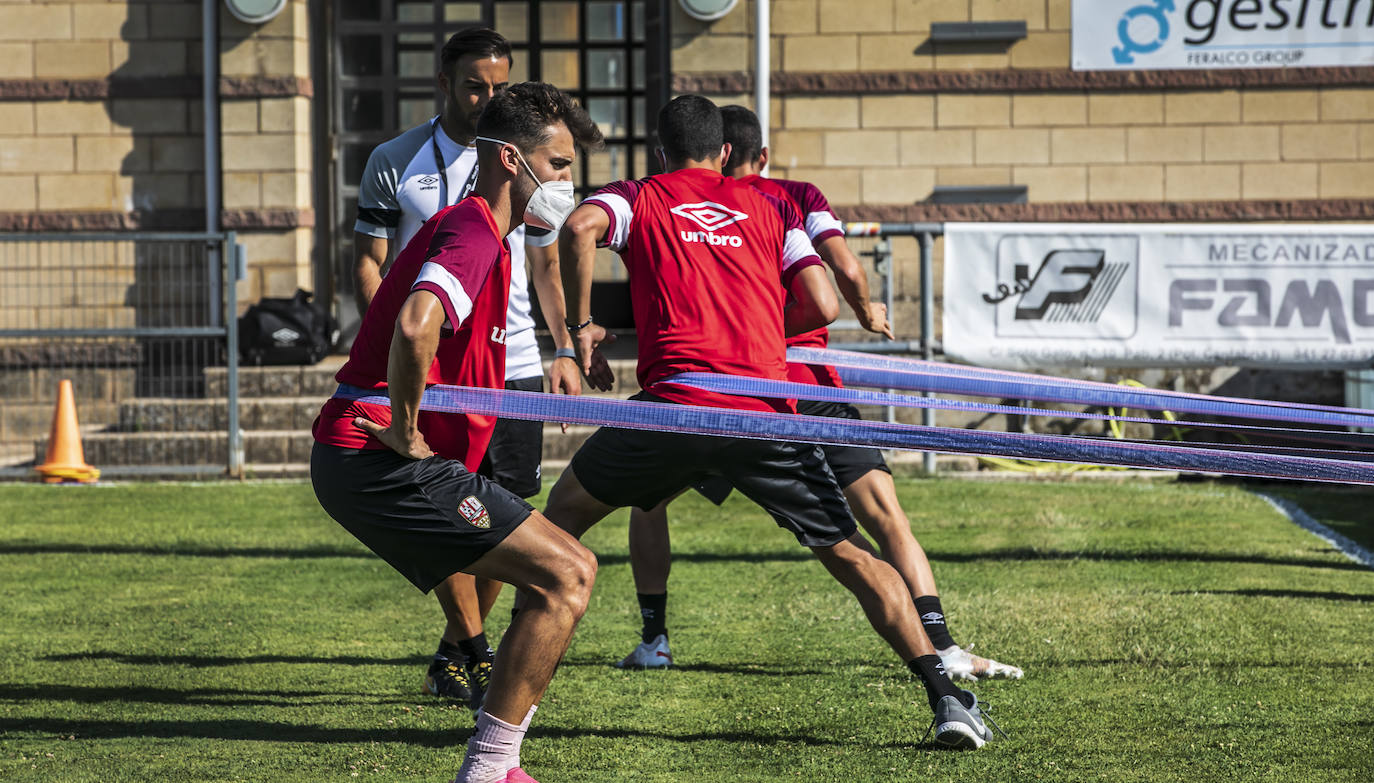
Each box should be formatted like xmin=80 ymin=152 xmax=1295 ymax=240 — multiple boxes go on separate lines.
xmin=659 ymin=373 xmax=1374 ymax=450
xmin=790 ymin=347 xmax=1374 ymax=426
xmin=335 ymin=384 xmax=1374 ymax=486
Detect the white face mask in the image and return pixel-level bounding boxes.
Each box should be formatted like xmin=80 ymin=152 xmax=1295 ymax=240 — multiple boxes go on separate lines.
xmin=476 ymin=135 xmax=576 ymax=231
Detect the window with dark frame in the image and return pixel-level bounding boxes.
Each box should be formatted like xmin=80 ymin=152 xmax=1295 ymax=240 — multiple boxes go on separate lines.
xmin=327 ymin=0 xmax=664 ymax=315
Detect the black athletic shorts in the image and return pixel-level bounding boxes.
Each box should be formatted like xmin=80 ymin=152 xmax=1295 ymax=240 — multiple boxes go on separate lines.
xmin=692 ymin=399 xmax=890 ymax=506
xmin=477 ymin=375 xmax=545 ymax=498
xmin=797 ymin=399 xmax=891 ymax=488
xmin=569 ymin=392 xmax=856 ymax=547
xmin=311 ymin=442 xmax=534 ymax=592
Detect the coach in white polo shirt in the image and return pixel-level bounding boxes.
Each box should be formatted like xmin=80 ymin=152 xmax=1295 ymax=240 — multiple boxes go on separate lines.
xmin=352 ymin=27 xmax=602 ymax=710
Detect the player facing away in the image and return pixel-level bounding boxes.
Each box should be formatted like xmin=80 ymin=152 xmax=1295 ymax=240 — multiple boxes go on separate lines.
xmin=544 ymin=94 xmax=997 ymax=749
xmin=352 ymin=28 xmax=609 ymax=709
xmin=616 ymin=105 xmax=1024 ymax=684
xmin=311 ymin=83 xmax=605 ymax=783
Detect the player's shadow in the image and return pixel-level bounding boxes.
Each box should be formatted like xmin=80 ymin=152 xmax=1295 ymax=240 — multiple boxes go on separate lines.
xmin=0 ymin=542 xmax=371 ymax=560
xmin=927 ymin=546 xmax=1372 ymax=572
xmin=0 ymin=683 xmax=415 ymax=709
xmin=41 ymin=650 xmax=428 ymax=668
xmin=0 ymin=716 xmax=920 ymax=751
xmin=1168 ymin=588 xmax=1374 ymax=603
xmin=593 ymin=550 xmax=812 ymax=567
xmin=557 ymin=657 xmax=831 ymax=677
xmin=0 ymin=716 xmax=456 ymax=748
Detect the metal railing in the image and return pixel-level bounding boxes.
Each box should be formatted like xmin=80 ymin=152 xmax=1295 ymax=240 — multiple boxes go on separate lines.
xmin=0 ymin=232 xmax=245 ymax=479
xmin=838 ymin=222 xmax=945 ymax=474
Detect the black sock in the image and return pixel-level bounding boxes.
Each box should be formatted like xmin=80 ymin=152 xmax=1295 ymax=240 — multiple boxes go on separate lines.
xmin=907 ymin=655 xmax=967 ymax=712
xmin=914 ymin=595 xmax=957 ymax=650
xmin=434 ymin=638 xmax=465 ymax=663
xmin=457 ymin=632 xmax=493 ymax=664
xmin=637 ymin=592 xmax=667 ymax=643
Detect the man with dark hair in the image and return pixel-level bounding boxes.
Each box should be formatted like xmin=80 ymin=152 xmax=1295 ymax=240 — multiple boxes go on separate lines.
xmin=544 ymin=94 xmax=996 ymax=749
xmin=313 ymin=82 xmax=605 ymax=783
xmin=617 ymin=104 xmax=1024 ymax=684
xmin=352 ymin=28 xmax=609 ymax=709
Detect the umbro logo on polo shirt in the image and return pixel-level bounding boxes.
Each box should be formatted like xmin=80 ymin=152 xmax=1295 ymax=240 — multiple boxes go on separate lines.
xmin=670 ymin=201 xmax=749 ymax=231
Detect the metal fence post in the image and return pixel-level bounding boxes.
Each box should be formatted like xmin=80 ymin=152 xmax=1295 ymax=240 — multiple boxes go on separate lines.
xmin=225 ymin=232 xmax=244 ymax=478
xmin=920 ymin=231 xmax=936 ymax=476
xmin=874 ymin=236 xmax=896 ymax=425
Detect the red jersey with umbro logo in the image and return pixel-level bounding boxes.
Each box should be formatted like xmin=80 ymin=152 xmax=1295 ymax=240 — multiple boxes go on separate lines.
xmin=312 ymin=196 xmax=511 ymax=469
xmin=585 ymin=167 xmax=821 ymax=413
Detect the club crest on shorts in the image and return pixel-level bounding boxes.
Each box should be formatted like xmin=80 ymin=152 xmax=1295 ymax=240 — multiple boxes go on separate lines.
xmin=458 ymin=495 xmax=491 ymax=529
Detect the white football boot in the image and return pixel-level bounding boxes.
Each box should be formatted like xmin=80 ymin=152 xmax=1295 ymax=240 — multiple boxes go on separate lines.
xmin=614 ymin=633 xmax=673 ymax=669
xmin=938 ymin=645 xmax=1024 ymax=682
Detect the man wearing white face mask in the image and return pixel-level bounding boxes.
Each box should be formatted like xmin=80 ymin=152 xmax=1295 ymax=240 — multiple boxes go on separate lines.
xmin=353 ymin=27 xmax=611 ymax=712
xmin=313 ymin=82 xmax=607 ymax=783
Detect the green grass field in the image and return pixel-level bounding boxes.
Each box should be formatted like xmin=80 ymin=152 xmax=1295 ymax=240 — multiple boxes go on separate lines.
xmin=1 ymin=477 xmax=1371 ymax=782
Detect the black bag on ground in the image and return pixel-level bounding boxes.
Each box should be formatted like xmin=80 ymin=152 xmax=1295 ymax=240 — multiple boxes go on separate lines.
xmin=238 ymin=289 xmax=338 ymax=365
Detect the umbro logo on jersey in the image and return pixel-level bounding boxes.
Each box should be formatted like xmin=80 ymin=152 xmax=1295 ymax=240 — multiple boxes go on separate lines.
xmin=670 ymin=201 xmax=749 ymax=231
xmin=418 ymin=175 xmax=440 ymax=186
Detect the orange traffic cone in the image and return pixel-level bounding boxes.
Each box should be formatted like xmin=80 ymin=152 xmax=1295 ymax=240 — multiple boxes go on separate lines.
xmin=35 ymin=379 xmax=99 ymax=484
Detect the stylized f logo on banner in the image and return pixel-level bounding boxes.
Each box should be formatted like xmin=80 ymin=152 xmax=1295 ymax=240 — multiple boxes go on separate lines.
xmin=1015 ymin=249 xmax=1108 ymax=320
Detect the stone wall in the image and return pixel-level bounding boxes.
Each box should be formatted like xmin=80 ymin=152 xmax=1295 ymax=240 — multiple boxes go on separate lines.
xmin=0 ymin=0 xmax=316 ymax=312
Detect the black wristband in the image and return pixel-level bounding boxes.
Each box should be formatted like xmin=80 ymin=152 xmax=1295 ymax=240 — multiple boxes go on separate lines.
xmin=566 ymin=316 xmax=594 ymax=334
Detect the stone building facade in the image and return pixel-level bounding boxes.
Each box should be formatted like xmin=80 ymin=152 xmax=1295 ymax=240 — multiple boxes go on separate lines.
xmin=0 ymin=0 xmax=1370 ymax=456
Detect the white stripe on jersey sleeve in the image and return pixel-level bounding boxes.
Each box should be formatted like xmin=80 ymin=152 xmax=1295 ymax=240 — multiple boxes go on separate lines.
xmin=584 ymin=193 xmax=634 ymax=252
xmin=415 ymin=261 xmax=475 ymax=325
xmin=805 ymin=211 xmax=845 ymax=241
xmin=781 ymin=227 xmax=817 ymax=271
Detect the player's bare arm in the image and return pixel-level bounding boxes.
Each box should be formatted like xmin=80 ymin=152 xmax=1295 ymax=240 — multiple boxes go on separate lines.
xmin=352 ymin=289 xmax=445 ymax=459
xmin=815 ymin=234 xmax=893 ymax=339
xmin=559 ymin=203 xmax=613 ymax=378
xmin=529 ymin=240 xmax=613 ymax=394
xmin=354 ymin=232 xmax=391 ymax=315
xmin=526 ymin=241 xmax=584 ymax=399
xmin=784 ymin=264 xmax=839 ymax=337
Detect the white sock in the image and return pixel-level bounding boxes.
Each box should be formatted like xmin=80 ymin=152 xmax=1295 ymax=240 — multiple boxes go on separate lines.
xmin=511 ymin=705 xmax=537 ymax=768
xmin=453 ymin=708 xmax=530 ymax=783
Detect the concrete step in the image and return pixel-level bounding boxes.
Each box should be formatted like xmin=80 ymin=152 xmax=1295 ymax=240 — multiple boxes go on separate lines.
xmin=116 ymin=397 xmax=322 ymax=433
xmin=204 ymin=357 xmax=644 ymax=399
xmin=35 ymin=429 xmax=315 ymax=467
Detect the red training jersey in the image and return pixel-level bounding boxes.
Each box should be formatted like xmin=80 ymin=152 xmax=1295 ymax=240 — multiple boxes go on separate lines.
xmin=738 ymin=174 xmax=847 ymax=388
xmin=312 ymin=196 xmax=511 ymax=469
xmin=585 ymin=167 xmax=822 ymax=413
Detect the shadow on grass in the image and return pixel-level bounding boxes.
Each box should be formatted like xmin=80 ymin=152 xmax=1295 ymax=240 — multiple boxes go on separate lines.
xmin=0 ymin=683 xmax=415 ymax=708
xmin=1168 ymin=588 xmax=1374 ymax=603
xmin=40 ymin=651 xmax=429 ymax=668
xmin=0 ymin=542 xmax=371 ymax=560
xmin=0 ymin=716 xmax=920 ymax=751
xmin=40 ymin=651 xmax=836 ymax=678
xmin=925 ymin=547 xmax=1370 ymax=572
xmin=556 ymin=658 xmax=832 ymax=676
xmin=1037 ymin=658 xmax=1371 ymax=670
xmin=2 ymin=542 xmax=1362 ymax=572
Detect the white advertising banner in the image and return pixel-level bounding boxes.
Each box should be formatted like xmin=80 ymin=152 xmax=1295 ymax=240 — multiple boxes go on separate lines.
xmin=1072 ymin=0 xmax=1374 ymax=71
xmin=943 ymin=223 xmax=1374 ymax=369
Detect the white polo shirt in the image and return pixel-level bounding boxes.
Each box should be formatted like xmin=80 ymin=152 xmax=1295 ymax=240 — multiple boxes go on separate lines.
xmin=354 ymin=117 xmax=553 ymax=382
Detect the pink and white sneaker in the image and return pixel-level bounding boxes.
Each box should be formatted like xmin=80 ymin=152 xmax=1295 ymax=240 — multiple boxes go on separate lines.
xmin=505 ymin=768 xmax=539 ymax=783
